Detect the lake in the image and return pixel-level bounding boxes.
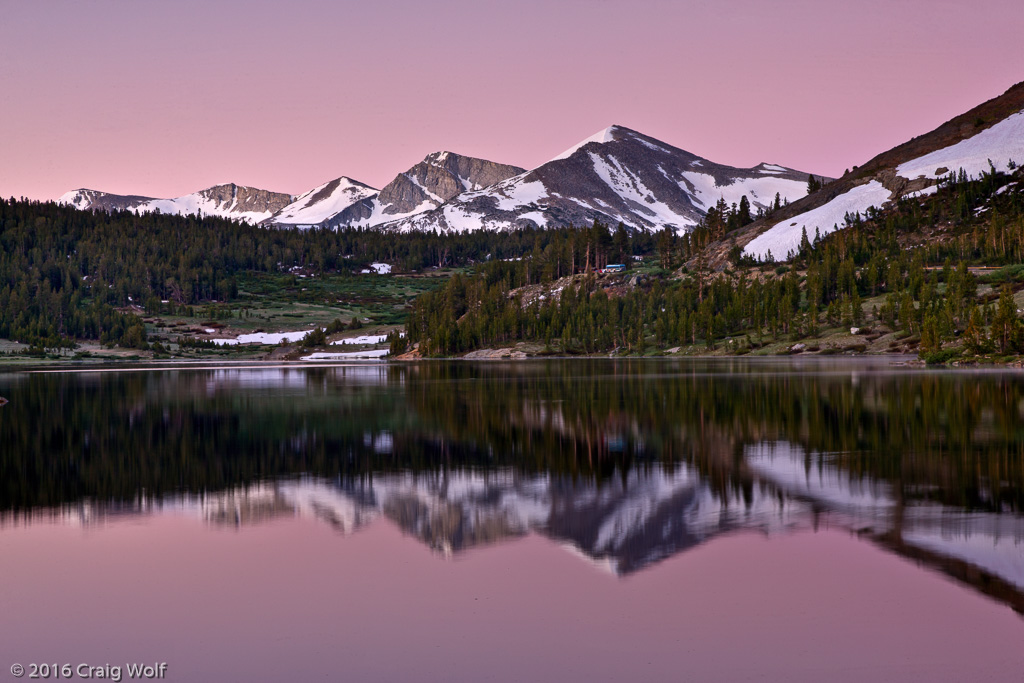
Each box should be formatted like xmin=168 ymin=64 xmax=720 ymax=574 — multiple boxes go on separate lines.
xmin=1 ymin=359 xmax=1022 ymax=682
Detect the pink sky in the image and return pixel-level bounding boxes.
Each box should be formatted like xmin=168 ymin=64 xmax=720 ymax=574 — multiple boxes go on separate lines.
xmin=2 ymin=0 xmax=1023 ymax=201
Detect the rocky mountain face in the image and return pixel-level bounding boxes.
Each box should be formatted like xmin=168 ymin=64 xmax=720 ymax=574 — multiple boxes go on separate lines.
xmin=201 ymin=184 xmax=292 ymax=216
xmin=383 ymin=126 xmax=817 ymax=233
xmin=59 ymin=183 xmax=294 ymax=224
xmin=376 ymin=151 xmax=526 ymax=216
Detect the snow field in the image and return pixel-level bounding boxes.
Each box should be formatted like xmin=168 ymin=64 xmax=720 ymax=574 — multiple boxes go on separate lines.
xmin=211 ymin=330 xmax=313 ymax=346
xmin=331 ymin=334 xmax=387 ymax=345
xmin=301 ymin=349 xmax=389 ymax=360
xmin=897 ymin=111 xmax=1024 ymax=181
xmin=549 ymin=126 xmax=618 ymax=162
xmin=744 ymin=181 xmax=892 ymax=261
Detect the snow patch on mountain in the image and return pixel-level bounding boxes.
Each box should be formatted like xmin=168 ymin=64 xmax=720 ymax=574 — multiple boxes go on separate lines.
xmin=906 ymin=185 xmax=940 ymax=199
xmin=270 ymin=177 xmax=377 ymax=226
xmin=897 ymin=111 xmax=1024 ymax=181
xmin=680 ymin=171 xmax=806 ymax=211
xmin=490 ymin=177 xmax=550 ymax=211
xmin=345 ymin=199 xmax=437 ymax=228
xmin=59 ymin=190 xmax=94 ymax=210
xmin=404 ymin=172 xmax=446 ymax=204
xmin=148 ymin=195 xmax=266 ymax=223
xmin=517 ymin=210 xmax=549 ymax=227
xmin=438 ymin=204 xmax=491 ymax=232
xmin=589 ymin=152 xmax=692 ymax=227
xmin=744 ymin=181 xmax=892 ymax=261
xmin=550 ymin=126 xmax=617 ymax=162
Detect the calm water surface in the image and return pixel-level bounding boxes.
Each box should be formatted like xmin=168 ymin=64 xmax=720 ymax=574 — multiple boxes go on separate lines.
xmin=1 ymin=359 xmax=1022 ymax=682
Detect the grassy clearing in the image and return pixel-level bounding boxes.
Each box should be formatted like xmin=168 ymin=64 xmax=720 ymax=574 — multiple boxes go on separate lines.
xmin=139 ymin=271 xmax=453 ymax=358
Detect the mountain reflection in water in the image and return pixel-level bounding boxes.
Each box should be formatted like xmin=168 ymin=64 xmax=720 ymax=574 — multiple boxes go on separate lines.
xmin=0 ymin=359 xmax=1022 ymax=613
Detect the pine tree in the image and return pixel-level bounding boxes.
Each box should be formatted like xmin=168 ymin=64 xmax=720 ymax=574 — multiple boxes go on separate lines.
xmin=737 ymin=196 xmax=752 ymax=226
xmin=799 ymin=227 xmax=811 ymax=256
xmin=993 ymin=284 xmax=1019 ymax=353
xmin=920 ymin=314 xmax=940 ymax=356
xmin=963 ymin=305 xmax=987 ymax=355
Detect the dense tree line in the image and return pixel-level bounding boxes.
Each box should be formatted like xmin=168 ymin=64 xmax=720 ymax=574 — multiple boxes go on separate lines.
xmin=0 ymin=198 xmax=656 ymax=348
xmin=402 ymin=165 xmax=1024 ymax=359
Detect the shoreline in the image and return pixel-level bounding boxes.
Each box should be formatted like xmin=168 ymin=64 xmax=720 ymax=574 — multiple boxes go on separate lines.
xmin=0 ymin=353 xmax=998 ymax=375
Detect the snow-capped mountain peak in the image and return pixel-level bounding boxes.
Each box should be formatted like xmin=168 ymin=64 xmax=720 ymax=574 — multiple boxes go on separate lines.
xmin=266 ymin=176 xmax=378 ymax=228
xmin=382 ymin=125 xmax=820 ymax=234
xmin=549 ymin=125 xmax=620 ymax=163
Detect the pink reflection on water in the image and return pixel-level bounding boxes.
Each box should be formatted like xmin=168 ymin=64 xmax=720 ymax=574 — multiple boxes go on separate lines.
xmin=1 ymin=516 xmax=1022 ymax=682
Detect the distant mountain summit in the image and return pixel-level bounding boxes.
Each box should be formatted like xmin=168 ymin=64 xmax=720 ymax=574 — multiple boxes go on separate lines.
xmin=383 ymin=125 xmax=817 ymax=233
xmin=59 ymin=183 xmax=293 ymax=224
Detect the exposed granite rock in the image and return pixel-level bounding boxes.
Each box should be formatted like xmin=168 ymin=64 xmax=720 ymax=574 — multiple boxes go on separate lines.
xmin=462 ymin=348 xmax=529 ymax=359
xmin=377 ymin=152 xmax=525 ymax=216
xmin=196 ymin=184 xmax=293 ymax=215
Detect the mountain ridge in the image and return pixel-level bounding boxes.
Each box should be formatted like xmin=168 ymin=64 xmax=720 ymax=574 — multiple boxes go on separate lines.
xmin=381 ymin=125 xmax=820 ymax=233
xmin=59 ymin=126 xmax=826 ymax=232
xmin=60 ymin=183 xmax=294 ymax=224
